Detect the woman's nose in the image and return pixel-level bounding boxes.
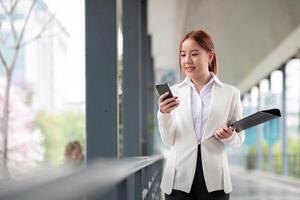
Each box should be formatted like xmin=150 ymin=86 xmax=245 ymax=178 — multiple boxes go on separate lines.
xmin=184 ymin=55 xmax=192 ymax=64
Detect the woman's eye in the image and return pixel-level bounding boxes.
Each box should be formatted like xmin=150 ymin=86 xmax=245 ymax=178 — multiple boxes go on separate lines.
xmin=192 ymin=54 xmax=199 ymax=56
xmin=180 ymin=54 xmax=186 ymax=57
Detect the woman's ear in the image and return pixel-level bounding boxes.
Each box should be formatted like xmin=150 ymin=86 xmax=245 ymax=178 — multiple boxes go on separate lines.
xmin=208 ymin=51 xmax=214 ymax=64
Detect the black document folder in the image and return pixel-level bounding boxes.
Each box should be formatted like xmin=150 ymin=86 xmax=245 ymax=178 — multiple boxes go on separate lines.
xmin=231 ymin=108 xmax=281 ymax=132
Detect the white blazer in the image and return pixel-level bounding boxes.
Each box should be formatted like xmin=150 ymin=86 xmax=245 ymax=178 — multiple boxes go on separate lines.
xmin=157 ymin=76 xmax=245 ymax=195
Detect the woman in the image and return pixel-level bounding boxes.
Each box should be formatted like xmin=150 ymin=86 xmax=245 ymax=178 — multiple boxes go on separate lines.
xmin=157 ymin=29 xmax=245 ymax=200
xmin=64 ymin=141 xmax=85 ymax=166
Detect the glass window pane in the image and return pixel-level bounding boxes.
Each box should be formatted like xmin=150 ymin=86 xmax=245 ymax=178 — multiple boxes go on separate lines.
xmin=0 ymin=0 xmax=85 ymax=179
xmin=259 ymin=79 xmax=269 ymax=109
xmin=285 ymin=58 xmax=300 ymax=160
xmin=250 ymin=86 xmax=259 ymax=111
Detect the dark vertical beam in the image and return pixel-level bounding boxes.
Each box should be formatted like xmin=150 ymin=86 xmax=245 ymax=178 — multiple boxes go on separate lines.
xmin=141 ymin=0 xmax=148 ymax=156
xmin=146 ymin=35 xmax=154 ymax=155
xmin=86 ymin=0 xmax=118 ymax=159
xmin=85 ymin=0 xmax=118 ymax=199
xmin=151 ymin=54 xmax=160 ymax=154
xmin=123 ymin=0 xmax=142 ymax=199
xmin=123 ymin=0 xmax=142 ymax=157
xmin=140 ymin=0 xmax=154 ymax=156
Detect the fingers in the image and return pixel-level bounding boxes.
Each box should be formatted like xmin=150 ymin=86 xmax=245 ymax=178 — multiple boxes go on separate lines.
xmin=159 ymin=96 xmax=180 ymax=113
xmin=215 ymin=132 xmax=221 ymax=140
xmin=161 ymin=99 xmax=180 ymax=113
xmin=215 ymin=128 xmax=225 ymax=139
xmin=229 ymin=126 xmax=236 ymax=132
xmin=165 ymin=102 xmax=180 ymax=112
xmin=158 ymin=92 xmax=167 ymax=103
xmin=158 ymin=92 xmax=180 ymax=113
xmin=160 ymin=96 xmax=178 ymax=107
xmin=214 ymin=126 xmax=234 ymax=140
xmin=158 ymin=92 xmax=171 ymax=103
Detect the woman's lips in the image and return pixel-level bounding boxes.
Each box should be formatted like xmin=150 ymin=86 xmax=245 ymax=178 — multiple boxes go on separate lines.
xmin=185 ymin=66 xmax=195 ymax=72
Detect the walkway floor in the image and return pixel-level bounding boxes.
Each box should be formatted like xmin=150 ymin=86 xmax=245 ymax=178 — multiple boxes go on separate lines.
xmin=161 ymin=168 xmax=300 ymax=200
xmin=231 ymin=168 xmax=300 ymax=200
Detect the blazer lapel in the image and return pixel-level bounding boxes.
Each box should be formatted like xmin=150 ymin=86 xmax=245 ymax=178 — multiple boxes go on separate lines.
xmin=177 ymin=85 xmax=197 ymax=140
xmin=201 ymin=84 xmax=223 ymax=142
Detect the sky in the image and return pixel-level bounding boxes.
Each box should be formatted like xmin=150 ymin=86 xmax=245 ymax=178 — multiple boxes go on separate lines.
xmin=43 ymin=0 xmax=123 ymax=105
xmin=44 ymin=0 xmax=85 ymax=104
xmin=41 ymin=0 xmax=124 ymax=107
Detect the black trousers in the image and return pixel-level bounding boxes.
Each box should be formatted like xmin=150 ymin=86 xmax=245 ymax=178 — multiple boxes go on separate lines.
xmin=165 ymin=145 xmax=230 ymax=200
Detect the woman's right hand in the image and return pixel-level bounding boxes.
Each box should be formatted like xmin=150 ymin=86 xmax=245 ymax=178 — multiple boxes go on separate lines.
xmin=158 ymin=92 xmax=180 ymax=113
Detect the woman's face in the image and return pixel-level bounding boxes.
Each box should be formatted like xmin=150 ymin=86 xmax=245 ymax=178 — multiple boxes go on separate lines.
xmin=180 ymin=38 xmax=213 ymax=79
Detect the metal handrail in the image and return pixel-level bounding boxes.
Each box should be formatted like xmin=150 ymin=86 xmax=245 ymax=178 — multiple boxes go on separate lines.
xmin=0 ymin=154 xmax=164 ymax=200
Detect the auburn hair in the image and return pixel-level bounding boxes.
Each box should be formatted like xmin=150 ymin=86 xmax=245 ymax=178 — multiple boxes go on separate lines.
xmin=179 ymin=29 xmax=218 ymax=79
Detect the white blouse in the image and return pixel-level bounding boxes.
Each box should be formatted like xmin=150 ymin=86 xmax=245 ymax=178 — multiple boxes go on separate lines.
xmin=185 ymin=73 xmax=217 ymax=142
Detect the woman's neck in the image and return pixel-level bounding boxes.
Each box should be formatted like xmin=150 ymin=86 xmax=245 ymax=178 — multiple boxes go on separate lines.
xmin=190 ymin=72 xmax=212 ymax=92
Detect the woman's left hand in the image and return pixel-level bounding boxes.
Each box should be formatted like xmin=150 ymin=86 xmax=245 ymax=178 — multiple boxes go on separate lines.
xmin=214 ymin=126 xmax=234 ymax=140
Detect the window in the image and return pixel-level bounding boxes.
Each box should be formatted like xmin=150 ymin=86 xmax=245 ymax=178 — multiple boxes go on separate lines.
xmin=0 ymin=0 xmax=85 ymax=179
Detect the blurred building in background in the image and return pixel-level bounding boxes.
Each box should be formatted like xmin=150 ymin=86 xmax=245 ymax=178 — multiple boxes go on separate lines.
xmin=0 ymin=0 xmax=76 ymax=112
xmin=0 ymin=0 xmax=85 ymax=176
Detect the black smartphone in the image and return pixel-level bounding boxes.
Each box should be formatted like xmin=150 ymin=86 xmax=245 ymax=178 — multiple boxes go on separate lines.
xmin=155 ymin=83 xmax=174 ymax=101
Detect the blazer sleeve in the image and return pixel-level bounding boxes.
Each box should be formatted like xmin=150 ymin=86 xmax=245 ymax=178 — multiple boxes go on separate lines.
xmin=157 ymin=110 xmax=176 ymax=147
xmin=221 ymin=89 xmax=245 ymax=148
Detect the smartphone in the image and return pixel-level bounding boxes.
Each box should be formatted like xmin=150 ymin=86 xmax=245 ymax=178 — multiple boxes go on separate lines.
xmin=155 ymin=83 xmax=174 ymax=101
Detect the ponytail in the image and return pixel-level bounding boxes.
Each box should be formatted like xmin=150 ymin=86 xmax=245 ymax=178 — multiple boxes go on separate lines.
xmin=209 ymin=53 xmax=218 ymax=75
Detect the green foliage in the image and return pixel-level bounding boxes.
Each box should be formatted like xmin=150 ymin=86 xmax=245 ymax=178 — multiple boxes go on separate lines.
xmin=147 ymin=113 xmax=154 ymax=134
xmin=35 ymin=111 xmax=86 ymax=165
xmin=246 ymin=141 xmax=268 ymax=170
xmin=273 ymin=141 xmax=282 ymax=174
xmin=246 ymin=146 xmax=256 ymax=170
xmin=245 ymin=135 xmax=300 ymax=177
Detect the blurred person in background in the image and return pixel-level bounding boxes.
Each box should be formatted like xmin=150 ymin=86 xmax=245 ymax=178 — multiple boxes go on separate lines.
xmin=64 ymin=141 xmax=84 ymax=167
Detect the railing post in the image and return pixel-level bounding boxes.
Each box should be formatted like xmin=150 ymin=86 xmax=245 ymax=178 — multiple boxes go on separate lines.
xmin=149 ymin=164 xmax=154 ymax=200
xmin=117 ymin=180 xmax=128 ymax=200
xmin=142 ymin=166 xmax=151 ymax=200
xmin=158 ymin=160 xmax=164 ymax=199
xmin=134 ymin=170 xmax=142 ymax=199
